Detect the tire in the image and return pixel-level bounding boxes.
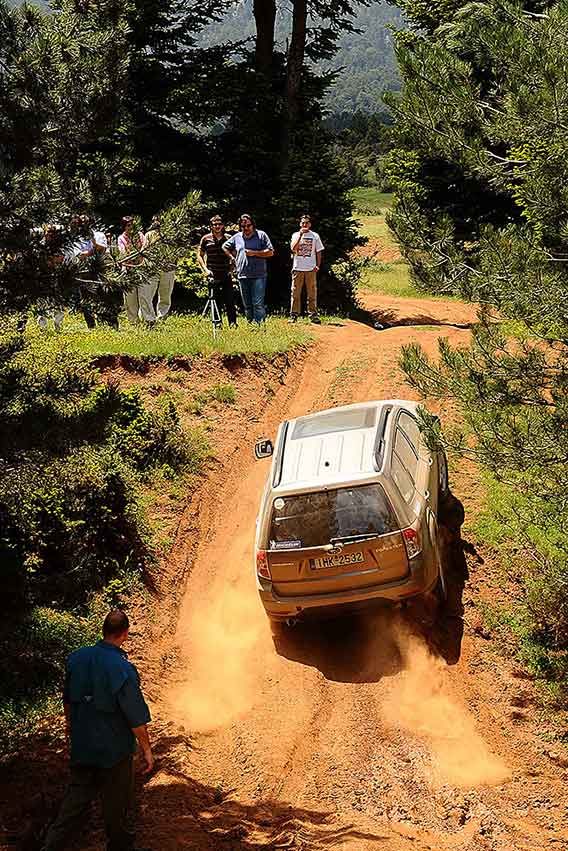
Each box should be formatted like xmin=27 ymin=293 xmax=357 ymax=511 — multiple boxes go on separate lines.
xmin=438 ymin=450 xmax=450 ymax=498
xmin=268 ymin=617 xmax=287 ymax=638
xmin=434 ymin=568 xmax=447 ymax=604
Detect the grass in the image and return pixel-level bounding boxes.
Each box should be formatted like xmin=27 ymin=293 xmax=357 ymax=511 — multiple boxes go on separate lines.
xmin=28 ymin=314 xmax=313 ymax=358
xmin=361 ymin=261 xmax=422 ymax=298
xmin=208 ymin=382 xmax=236 ymax=404
xmin=189 ymin=382 xmax=237 ymax=414
xmin=358 ymin=214 xmax=398 ymax=248
xmin=350 ymin=186 xmax=394 ymax=215
xmin=360 ymin=260 xmax=460 ymax=302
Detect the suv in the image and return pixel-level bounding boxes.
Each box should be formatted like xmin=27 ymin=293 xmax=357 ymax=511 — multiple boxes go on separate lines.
xmin=254 ymin=400 xmax=448 ymax=625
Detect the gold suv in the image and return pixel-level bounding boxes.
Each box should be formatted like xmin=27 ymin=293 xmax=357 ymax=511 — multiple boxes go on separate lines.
xmin=254 ymin=401 xmax=448 ymax=625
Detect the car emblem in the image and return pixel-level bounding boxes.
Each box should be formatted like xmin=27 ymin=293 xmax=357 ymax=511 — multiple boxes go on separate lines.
xmin=329 ymin=543 xmax=343 ymax=555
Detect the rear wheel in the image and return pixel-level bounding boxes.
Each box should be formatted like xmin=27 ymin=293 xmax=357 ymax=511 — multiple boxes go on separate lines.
xmin=268 ymin=617 xmax=288 ymax=638
xmin=434 ymin=568 xmax=447 ymax=604
xmin=438 ymin=450 xmax=450 ymax=498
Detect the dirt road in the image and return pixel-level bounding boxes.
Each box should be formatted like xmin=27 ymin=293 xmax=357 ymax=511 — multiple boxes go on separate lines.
xmin=140 ymin=292 xmax=568 ymax=851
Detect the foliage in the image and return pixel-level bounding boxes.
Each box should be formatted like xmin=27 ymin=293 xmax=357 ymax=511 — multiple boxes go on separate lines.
xmin=389 ymin=0 xmax=568 ymax=694
xmin=197 ymin=382 xmax=237 ymax=406
xmin=202 ymin=1 xmax=403 ymax=118
xmin=0 ymin=0 xmax=204 ymax=318
xmin=0 ymin=327 xmax=201 ymax=751
xmin=53 ymin=314 xmax=314 ymax=357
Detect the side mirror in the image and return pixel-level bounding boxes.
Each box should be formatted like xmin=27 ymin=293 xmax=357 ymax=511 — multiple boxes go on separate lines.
xmin=254 ymin=438 xmax=274 ymax=460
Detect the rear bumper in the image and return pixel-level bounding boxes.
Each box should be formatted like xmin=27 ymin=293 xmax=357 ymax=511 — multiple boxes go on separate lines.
xmin=258 ymin=555 xmax=437 ymax=620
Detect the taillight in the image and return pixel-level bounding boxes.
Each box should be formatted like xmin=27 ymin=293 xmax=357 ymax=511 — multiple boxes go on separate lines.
xmin=256 ymin=550 xmax=271 ymax=579
xmin=402 ymin=527 xmax=422 ymax=559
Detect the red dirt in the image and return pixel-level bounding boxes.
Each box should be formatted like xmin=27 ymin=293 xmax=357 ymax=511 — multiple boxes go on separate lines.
xmin=3 ymin=295 xmax=568 ymax=851
xmin=353 ymin=237 xmax=402 ymax=263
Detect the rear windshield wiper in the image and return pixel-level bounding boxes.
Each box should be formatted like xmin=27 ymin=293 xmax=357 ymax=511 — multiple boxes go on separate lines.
xmin=330 ymin=532 xmax=379 ymax=544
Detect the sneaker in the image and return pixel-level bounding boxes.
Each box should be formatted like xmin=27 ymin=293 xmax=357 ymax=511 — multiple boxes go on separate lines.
xmin=288 ymin=314 xmax=298 ymax=324
xmin=310 ymin=314 xmax=321 ymax=325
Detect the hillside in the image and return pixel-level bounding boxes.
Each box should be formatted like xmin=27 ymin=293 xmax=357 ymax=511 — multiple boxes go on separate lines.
xmin=201 ymin=0 xmax=403 ymax=116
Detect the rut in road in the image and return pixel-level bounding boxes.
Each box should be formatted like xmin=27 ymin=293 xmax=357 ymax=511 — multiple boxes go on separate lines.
xmin=145 ymin=296 xmax=568 ymax=851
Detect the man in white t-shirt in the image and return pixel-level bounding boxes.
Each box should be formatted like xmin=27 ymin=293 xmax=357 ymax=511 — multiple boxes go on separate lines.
xmin=289 ymin=214 xmax=324 ymax=324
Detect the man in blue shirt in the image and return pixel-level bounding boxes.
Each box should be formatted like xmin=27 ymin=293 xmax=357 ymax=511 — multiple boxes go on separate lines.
xmin=222 ymin=213 xmax=274 ymax=324
xmin=43 ymin=610 xmax=152 ymax=851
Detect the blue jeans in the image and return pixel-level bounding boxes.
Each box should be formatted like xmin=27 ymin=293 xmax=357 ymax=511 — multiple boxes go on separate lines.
xmin=239 ymin=277 xmax=266 ymax=324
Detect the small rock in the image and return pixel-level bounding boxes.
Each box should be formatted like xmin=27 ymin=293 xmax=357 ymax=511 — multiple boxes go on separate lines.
xmin=545 ymin=750 xmax=568 ymax=769
xmin=510 ymin=690 xmax=532 ymax=708
xmin=509 ymin=709 xmax=527 ymax=722
xmin=511 ymin=665 xmax=534 ymax=680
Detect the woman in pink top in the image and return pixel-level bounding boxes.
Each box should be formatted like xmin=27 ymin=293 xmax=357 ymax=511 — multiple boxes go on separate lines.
xmin=118 ymin=216 xmax=156 ymax=324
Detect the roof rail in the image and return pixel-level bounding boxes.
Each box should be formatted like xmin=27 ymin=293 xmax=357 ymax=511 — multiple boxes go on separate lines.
xmin=373 ymin=405 xmax=393 ymax=471
xmin=272 ymin=420 xmax=289 ymax=487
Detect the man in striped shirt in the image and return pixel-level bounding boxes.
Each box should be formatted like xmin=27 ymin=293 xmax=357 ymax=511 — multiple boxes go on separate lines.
xmin=198 ymin=215 xmax=238 ymax=327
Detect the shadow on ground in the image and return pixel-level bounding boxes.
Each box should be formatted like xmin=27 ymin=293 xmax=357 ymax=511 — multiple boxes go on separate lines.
xmin=273 ymin=491 xmax=468 ymax=680
xmin=361 ymin=305 xmax=472 ymax=331
xmin=5 ymin=739 xmax=390 ymax=851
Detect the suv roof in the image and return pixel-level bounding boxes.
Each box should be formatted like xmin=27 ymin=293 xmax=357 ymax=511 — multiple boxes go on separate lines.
xmin=273 ymin=400 xmax=419 ymax=493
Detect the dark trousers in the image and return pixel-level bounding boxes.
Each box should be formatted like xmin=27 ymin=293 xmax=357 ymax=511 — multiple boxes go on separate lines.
xmin=213 ymin=274 xmax=238 ymax=326
xmin=43 ymin=755 xmax=135 ymax=851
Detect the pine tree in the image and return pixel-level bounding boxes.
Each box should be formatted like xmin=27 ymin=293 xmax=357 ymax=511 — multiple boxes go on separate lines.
xmin=386 ymin=0 xmax=568 ymax=680
xmin=0 ymin=0 xmax=202 ymax=318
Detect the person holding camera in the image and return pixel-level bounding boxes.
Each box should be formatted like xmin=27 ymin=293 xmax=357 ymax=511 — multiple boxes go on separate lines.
xmin=198 ymin=215 xmax=238 ymax=327
xmin=289 ymin=213 xmax=324 ymax=324
xmin=222 ymin=213 xmax=274 ymax=325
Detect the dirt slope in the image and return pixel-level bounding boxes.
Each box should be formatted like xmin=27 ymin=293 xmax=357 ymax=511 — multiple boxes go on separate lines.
xmin=136 ymin=293 xmax=568 ymax=851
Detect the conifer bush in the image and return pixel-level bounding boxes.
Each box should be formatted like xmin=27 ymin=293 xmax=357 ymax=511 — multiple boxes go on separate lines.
xmin=389 ymin=0 xmax=568 ymax=696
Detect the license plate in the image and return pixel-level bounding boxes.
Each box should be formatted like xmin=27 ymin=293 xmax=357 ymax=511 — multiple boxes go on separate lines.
xmin=311 ymin=551 xmax=365 ymax=569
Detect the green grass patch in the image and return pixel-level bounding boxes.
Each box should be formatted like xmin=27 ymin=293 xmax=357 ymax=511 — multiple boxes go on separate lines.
xmin=361 ymin=261 xmax=461 ymax=301
xmin=205 ymin=382 xmax=236 ymax=405
xmin=29 ymin=314 xmax=313 ymax=359
xmin=361 ymin=261 xmax=421 ymax=298
xmin=189 ymin=382 xmax=237 ymax=414
xmin=350 ymin=187 xmax=394 ymax=215
xmin=358 ymin=213 xmax=399 ymax=250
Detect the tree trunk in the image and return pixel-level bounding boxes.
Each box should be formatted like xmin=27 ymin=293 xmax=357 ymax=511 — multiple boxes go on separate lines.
xmin=253 ymin=0 xmax=277 ymax=76
xmin=286 ymin=0 xmax=307 ymax=125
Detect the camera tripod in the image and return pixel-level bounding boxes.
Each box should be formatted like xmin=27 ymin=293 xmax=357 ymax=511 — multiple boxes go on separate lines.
xmin=201 ymin=281 xmax=223 ymax=339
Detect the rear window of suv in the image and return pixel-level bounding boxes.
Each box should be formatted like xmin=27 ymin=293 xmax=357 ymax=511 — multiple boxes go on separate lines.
xmin=268 ymin=484 xmax=399 ymax=549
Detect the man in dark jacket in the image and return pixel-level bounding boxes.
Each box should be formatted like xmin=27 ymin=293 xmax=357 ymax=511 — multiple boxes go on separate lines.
xmin=198 ymin=214 xmax=238 ymax=327
xmin=43 ymin=610 xmax=153 ymax=851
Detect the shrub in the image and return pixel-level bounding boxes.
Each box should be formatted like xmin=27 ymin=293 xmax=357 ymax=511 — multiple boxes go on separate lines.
xmin=106 ymin=389 xmax=191 ymax=476
xmin=475 ymin=476 xmax=568 ymax=699
xmin=0 ymin=447 xmax=146 ymax=609
xmin=0 ymin=328 xmax=97 ymax=454
xmin=0 ymin=331 xmax=201 ymax=756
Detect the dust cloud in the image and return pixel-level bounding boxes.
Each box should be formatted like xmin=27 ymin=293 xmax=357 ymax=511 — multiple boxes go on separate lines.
xmin=381 ymin=620 xmax=511 ymax=788
xmin=171 ymin=577 xmax=269 ymax=731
